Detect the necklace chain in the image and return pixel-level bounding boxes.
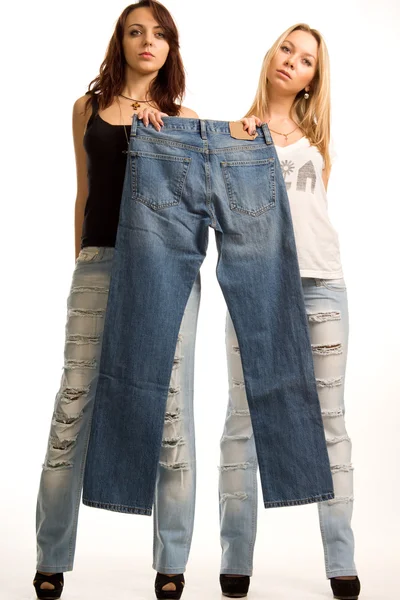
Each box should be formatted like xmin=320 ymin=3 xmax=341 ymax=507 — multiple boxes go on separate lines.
xmin=117 ymin=98 xmax=131 ymax=150
xmin=119 ymin=93 xmax=155 ymax=111
xmin=267 ymin=119 xmax=299 ymax=142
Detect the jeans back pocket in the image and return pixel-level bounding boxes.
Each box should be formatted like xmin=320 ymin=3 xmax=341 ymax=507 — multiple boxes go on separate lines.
xmin=131 ymin=151 xmax=191 ymax=211
xmin=221 ymin=157 xmax=276 ymax=217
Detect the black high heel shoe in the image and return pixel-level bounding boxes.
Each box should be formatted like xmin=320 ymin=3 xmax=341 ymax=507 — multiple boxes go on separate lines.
xmin=220 ymin=574 xmax=250 ymax=598
xmin=33 ymin=572 xmax=64 ymax=599
xmin=155 ymin=573 xmax=185 ymax=599
xmin=330 ymin=576 xmax=361 ymax=599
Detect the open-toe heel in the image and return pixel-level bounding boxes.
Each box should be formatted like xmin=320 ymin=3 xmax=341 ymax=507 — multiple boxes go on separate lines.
xmin=330 ymin=576 xmax=361 ymax=600
xmin=155 ymin=573 xmax=185 ymax=599
xmin=33 ymin=572 xmax=64 ymax=599
xmin=220 ymin=574 xmax=250 ymax=598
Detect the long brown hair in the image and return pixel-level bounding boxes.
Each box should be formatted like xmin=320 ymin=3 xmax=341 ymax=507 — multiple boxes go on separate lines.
xmin=246 ymin=24 xmax=332 ymax=174
xmin=85 ymin=1 xmax=185 ymax=116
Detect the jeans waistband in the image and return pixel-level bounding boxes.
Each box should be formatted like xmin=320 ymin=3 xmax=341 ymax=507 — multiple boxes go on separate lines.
xmin=131 ymin=115 xmax=273 ymax=145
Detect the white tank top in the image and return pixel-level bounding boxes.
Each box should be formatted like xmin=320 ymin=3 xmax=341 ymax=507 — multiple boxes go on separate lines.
xmin=276 ymin=137 xmax=343 ymax=279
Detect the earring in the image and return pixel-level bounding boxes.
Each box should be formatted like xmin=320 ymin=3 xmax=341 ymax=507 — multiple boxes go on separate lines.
xmin=304 ymin=91 xmax=310 ymax=99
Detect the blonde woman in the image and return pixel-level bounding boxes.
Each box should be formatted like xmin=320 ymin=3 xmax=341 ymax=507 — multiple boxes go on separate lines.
xmin=218 ymin=24 xmax=361 ymax=599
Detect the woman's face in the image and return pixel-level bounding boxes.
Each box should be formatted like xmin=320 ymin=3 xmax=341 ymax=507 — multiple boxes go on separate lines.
xmin=267 ymin=30 xmax=318 ymax=96
xmin=122 ymin=7 xmax=170 ymax=75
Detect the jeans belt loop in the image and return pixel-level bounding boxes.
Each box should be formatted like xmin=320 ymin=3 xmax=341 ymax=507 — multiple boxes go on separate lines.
xmin=261 ymin=123 xmax=273 ymax=145
xmin=200 ymin=119 xmax=207 ymax=140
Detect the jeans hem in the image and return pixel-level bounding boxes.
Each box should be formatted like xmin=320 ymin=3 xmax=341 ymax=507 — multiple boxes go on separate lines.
xmin=82 ymin=498 xmax=152 ymax=515
xmin=263 ymin=492 xmax=334 ymax=508
xmin=327 ymin=569 xmax=358 ymax=579
xmin=152 ymin=565 xmax=187 ymax=574
xmin=220 ymin=569 xmax=252 ymax=576
xmin=36 ymin=565 xmax=73 ymax=573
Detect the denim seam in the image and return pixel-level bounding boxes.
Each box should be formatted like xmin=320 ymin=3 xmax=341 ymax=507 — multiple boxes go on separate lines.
xmin=318 ymin=503 xmax=330 ymax=575
xmin=326 ymin=568 xmax=358 ymax=578
xmin=36 ymin=564 xmax=73 ymax=573
xmin=134 ymin=135 xmax=273 ymax=155
xmin=321 ymin=282 xmax=347 ymax=292
xmin=67 ymin=339 xmax=101 ymax=564
xmin=82 ymin=499 xmax=152 ymax=515
xmin=134 ymin=136 xmax=204 ymax=152
xmin=130 ymin=151 xmax=191 ymax=163
xmin=248 ymin=461 xmax=258 ymax=573
xmin=263 ymin=492 xmax=334 ymax=508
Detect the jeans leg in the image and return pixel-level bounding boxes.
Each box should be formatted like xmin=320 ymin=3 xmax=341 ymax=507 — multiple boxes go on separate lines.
xmin=219 ymin=311 xmax=258 ymax=577
xmin=36 ymin=247 xmax=113 ymax=572
xmin=153 ymin=276 xmax=201 ymax=574
xmin=302 ymin=279 xmax=357 ymax=578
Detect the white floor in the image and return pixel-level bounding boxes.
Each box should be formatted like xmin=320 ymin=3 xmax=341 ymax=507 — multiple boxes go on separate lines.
xmin=3 ymin=551 xmax=397 ymax=600
xmin=2 ymin=488 xmax=397 ymax=600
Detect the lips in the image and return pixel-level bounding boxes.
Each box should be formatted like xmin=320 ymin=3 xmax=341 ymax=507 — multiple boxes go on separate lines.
xmin=277 ymin=69 xmax=291 ymax=80
xmin=140 ymin=52 xmax=154 ymax=57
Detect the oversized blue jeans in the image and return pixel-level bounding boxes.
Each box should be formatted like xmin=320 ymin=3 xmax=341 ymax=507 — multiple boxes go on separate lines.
xmin=82 ymin=117 xmax=334 ymax=514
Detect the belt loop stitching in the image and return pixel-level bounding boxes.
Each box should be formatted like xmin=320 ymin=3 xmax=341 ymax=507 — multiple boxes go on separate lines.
xmin=131 ymin=114 xmax=138 ymax=138
xmin=261 ymin=123 xmax=273 ymax=145
xmin=200 ymin=120 xmax=207 ymax=140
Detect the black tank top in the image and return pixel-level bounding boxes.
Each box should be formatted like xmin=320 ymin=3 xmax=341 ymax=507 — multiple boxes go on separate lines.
xmin=81 ymin=95 xmax=131 ymax=248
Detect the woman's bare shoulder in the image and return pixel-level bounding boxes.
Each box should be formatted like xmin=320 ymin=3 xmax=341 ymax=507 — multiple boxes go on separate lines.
xmin=178 ymin=105 xmax=199 ymax=118
xmin=73 ymin=94 xmax=92 ymax=119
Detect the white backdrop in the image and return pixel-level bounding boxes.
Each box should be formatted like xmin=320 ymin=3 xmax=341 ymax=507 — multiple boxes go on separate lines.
xmin=1 ymin=1 xmax=399 ymax=599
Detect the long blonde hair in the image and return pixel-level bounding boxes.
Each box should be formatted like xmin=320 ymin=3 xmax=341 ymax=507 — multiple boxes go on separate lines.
xmin=247 ymin=24 xmax=331 ymax=174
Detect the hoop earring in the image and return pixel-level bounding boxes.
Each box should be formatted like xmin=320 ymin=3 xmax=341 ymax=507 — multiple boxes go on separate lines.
xmin=304 ymin=91 xmax=310 ymax=99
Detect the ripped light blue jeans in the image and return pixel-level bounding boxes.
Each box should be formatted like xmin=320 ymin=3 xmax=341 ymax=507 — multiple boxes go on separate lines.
xmin=36 ymin=247 xmax=201 ymax=573
xmin=219 ymin=277 xmax=357 ymax=578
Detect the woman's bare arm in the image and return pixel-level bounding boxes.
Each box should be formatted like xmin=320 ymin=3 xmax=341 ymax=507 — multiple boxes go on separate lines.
xmin=72 ymin=95 xmax=91 ymax=260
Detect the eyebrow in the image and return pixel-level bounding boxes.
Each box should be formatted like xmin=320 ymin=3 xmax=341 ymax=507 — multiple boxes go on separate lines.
xmin=128 ymin=23 xmax=163 ymax=29
xmin=283 ymin=39 xmax=316 ymax=60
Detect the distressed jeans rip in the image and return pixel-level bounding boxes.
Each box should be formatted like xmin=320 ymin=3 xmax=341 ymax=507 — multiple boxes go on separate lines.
xmin=327 ymin=495 xmax=354 ymax=505
xmin=164 ymin=408 xmax=181 ymax=424
xmin=57 ymin=387 xmax=89 ymax=403
xmin=312 ymin=343 xmax=343 ymax=356
xmin=219 ymin=462 xmax=251 ymax=472
xmin=230 ymin=409 xmax=250 ymax=417
xmin=71 ymin=286 xmax=109 ymax=294
xmin=308 ymin=311 xmax=341 ymax=323
xmin=172 ymin=357 xmax=182 ymax=370
xmin=68 ymin=308 xmax=105 ymax=318
xmin=50 ymin=437 xmax=77 ymax=451
xmin=326 ymin=435 xmax=351 ymax=445
xmin=159 ymin=461 xmax=189 ymax=471
xmin=232 ymin=379 xmax=246 ymax=389
xmin=168 ymin=386 xmax=181 ymax=397
xmin=331 ymin=463 xmax=354 ymax=474
xmin=53 ymin=411 xmax=83 ymax=425
xmin=43 ymin=461 xmax=73 ymax=471
xmin=321 ymin=408 xmax=344 ymax=418
xmin=162 ymin=436 xmax=185 ymax=448
xmin=66 ymin=334 xmax=100 ymax=345
xmin=221 ymin=434 xmax=252 ymax=442
xmin=317 ymin=377 xmax=344 ymax=388
xmin=220 ymin=492 xmax=248 ymax=504
xmin=65 ymin=359 xmax=97 ymax=370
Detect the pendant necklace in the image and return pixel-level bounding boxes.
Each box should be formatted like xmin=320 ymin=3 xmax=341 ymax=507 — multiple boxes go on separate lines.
xmin=267 ymin=119 xmax=298 ymax=143
xmin=119 ymin=93 xmax=154 ymax=111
